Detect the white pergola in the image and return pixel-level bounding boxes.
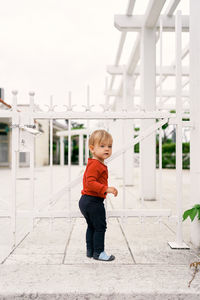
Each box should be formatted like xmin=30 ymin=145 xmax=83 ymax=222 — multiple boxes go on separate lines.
xmin=105 ymin=0 xmax=200 ymax=248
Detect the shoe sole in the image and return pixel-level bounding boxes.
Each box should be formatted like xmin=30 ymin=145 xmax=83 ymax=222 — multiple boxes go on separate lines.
xmin=93 ymin=255 xmax=115 ymax=261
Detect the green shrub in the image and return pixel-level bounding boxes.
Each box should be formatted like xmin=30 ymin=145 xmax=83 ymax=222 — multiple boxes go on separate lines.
xmin=162 ymin=143 xmax=175 ymax=153
xmin=134 ymin=143 xmax=139 ymax=153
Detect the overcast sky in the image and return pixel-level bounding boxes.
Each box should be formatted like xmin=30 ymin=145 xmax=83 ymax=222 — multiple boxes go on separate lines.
xmin=0 ymin=0 xmax=189 ymax=109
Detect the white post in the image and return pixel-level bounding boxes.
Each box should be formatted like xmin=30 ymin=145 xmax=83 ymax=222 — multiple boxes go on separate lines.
xmin=168 ymin=11 xmax=189 ymax=249
xmin=85 ymin=85 xmax=90 ymax=162
xmin=49 ymin=96 xmax=53 ymax=202
xmin=132 ymin=76 xmax=137 ymax=185
xmin=29 ymin=91 xmax=35 ymax=230
xmin=11 ymin=90 xmax=19 ymax=247
xmin=84 ymin=138 xmax=87 ymax=165
xmin=175 ymin=11 xmax=183 ymax=246
xmin=190 ymin=0 xmax=200 ymax=248
xmin=60 ymin=136 xmax=64 ymax=166
xmin=122 ymin=66 xmax=127 ymax=211
xmin=105 ymin=77 xmax=109 ymax=131
xmin=140 ymin=26 xmax=156 ymax=201
xmin=68 ymin=92 xmax=72 ymax=217
xmin=79 ymin=133 xmax=83 ymax=167
xmin=109 ymin=96 xmax=123 ymax=178
xmin=158 ymin=17 xmax=163 ymax=207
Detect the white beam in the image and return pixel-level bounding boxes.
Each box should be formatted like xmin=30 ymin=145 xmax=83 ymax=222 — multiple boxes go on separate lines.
xmin=128 ymin=90 xmax=188 ymax=98
xmin=32 ymin=111 xmax=175 ymax=121
xmin=110 ymin=0 xmax=167 ymax=96
xmin=109 ymin=33 xmax=127 ymax=91
xmin=108 ymin=65 xmax=189 ymax=76
xmin=107 ymin=89 xmax=189 ymax=99
xmin=109 ymin=0 xmax=136 ymax=91
xmin=126 ymin=0 xmax=136 ymax=16
xmin=153 ymin=65 xmax=189 ymax=76
xmin=133 ymin=90 xmax=189 ymax=97
xmin=127 ymin=34 xmax=141 ymax=75
xmin=114 ymin=15 xmax=189 ymax=32
xmin=144 ymin=0 xmax=167 ymax=27
xmin=165 ymin=0 xmax=181 ymax=16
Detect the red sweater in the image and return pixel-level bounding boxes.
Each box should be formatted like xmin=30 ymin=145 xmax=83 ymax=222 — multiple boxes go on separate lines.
xmin=81 ymin=158 xmax=108 ymax=198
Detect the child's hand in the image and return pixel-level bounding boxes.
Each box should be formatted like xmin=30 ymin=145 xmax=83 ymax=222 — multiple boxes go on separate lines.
xmin=106 ymin=186 xmax=118 ymax=197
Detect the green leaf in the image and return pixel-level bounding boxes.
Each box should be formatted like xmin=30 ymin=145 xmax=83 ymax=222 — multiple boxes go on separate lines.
xmin=193 ymin=204 xmax=200 ymax=210
xmin=198 ymin=209 xmax=200 ymax=220
xmin=183 ymin=209 xmax=194 ymax=221
xmin=190 ymin=208 xmax=198 ymax=221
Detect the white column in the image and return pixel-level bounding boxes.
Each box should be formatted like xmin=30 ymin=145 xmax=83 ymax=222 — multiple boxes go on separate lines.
xmin=60 ymin=136 xmax=64 ymax=166
xmin=140 ymin=26 xmax=156 ymax=201
xmin=79 ymin=134 xmax=83 ymax=167
xmin=124 ymin=72 xmax=134 ymax=186
xmin=190 ymin=0 xmax=200 ymax=248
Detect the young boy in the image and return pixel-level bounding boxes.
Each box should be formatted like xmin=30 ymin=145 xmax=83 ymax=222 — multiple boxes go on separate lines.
xmin=79 ymin=129 xmax=118 ymax=261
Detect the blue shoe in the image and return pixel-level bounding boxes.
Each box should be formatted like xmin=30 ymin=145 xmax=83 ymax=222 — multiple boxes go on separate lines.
xmin=93 ymin=251 xmax=115 ymax=261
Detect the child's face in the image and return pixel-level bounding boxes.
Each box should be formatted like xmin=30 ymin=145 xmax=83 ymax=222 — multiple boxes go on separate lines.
xmin=89 ymin=139 xmax=112 ymax=163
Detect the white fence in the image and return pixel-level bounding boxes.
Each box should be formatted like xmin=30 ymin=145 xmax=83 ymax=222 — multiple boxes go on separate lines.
xmin=0 ymin=89 xmax=191 ymax=253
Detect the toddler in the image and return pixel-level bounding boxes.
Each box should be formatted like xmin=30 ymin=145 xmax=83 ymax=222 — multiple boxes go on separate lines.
xmin=79 ymin=129 xmax=118 ymax=261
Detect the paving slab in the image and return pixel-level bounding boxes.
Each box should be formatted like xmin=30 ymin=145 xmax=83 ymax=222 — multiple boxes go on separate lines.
xmin=12 ymin=220 xmax=71 ymax=255
xmin=120 ymin=218 xmax=200 ymax=265
xmin=64 ymin=218 xmax=133 ymax=265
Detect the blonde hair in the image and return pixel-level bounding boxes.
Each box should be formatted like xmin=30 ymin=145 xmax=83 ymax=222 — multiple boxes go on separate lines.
xmin=89 ymin=130 xmax=113 ymax=146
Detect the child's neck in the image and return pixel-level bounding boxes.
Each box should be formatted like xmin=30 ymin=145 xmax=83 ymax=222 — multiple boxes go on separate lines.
xmin=92 ymin=155 xmax=104 ymax=164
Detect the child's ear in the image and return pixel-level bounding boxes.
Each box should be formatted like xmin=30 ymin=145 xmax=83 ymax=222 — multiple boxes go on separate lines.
xmin=89 ymin=145 xmax=94 ymax=153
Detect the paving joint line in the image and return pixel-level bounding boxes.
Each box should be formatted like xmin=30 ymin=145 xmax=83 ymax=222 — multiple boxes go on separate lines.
xmin=107 ymin=195 xmax=136 ymax=264
xmin=62 ymin=219 xmax=76 ymax=264
xmin=1 ymin=231 xmax=30 ymax=264
xmin=117 ymin=217 xmax=136 ymax=264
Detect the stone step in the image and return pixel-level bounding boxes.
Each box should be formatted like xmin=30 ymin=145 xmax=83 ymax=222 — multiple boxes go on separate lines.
xmin=0 ymin=264 xmax=200 ymax=299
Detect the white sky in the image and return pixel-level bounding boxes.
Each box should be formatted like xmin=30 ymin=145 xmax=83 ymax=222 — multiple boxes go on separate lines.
xmin=0 ymin=0 xmax=189 ymax=109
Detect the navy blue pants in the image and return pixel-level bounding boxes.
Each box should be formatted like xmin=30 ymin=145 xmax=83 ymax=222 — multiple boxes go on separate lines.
xmin=79 ymin=194 xmax=107 ymax=255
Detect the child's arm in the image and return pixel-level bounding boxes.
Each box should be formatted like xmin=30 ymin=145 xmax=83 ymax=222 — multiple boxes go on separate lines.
xmin=106 ymin=187 xmax=118 ymax=197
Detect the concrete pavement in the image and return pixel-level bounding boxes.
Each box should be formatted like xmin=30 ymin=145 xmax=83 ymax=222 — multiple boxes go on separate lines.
xmin=0 ymin=166 xmax=200 ymax=299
